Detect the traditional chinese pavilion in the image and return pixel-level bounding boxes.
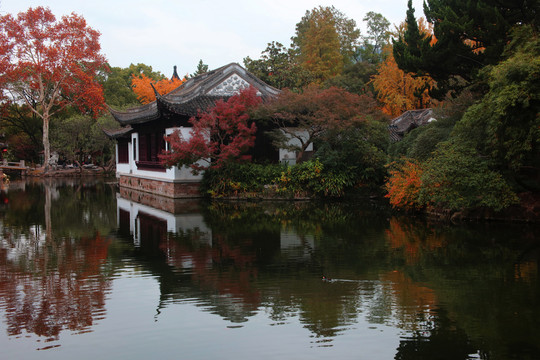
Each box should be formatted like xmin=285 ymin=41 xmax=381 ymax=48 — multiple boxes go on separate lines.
xmin=105 ymin=63 xmax=281 ymax=198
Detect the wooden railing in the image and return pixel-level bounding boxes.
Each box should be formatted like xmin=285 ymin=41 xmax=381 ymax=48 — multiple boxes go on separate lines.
xmin=1 ymin=160 xmax=26 ymax=168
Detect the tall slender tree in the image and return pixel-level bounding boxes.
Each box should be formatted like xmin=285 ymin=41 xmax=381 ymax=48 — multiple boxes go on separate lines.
xmin=359 ymin=12 xmax=391 ymax=64
xmin=291 ymin=6 xmax=360 ymax=83
xmin=0 ymin=7 xmax=107 ymax=170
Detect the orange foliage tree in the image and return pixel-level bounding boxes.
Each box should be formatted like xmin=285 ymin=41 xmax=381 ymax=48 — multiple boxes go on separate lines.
xmin=371 ymin=18 xmax=436 ymax=117
xmin=384 ymin=159 xmax=424 ymax=210
xmin=0 ymin=7 xmax=108 ymax=170
xmin=131 ymin=73 xmax=186 ymax=104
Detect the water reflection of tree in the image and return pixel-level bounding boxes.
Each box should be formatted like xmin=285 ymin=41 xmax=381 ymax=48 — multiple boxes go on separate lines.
xmin=161 ymin=230 xmax=263 ymax=321
xmin=119 ymin=198 xmax=540 ymax=357
xmin=143 ymin=200 xmax=394 ymax=339
xmin=0 ymin=179 xmax=118 ymax=345
xmin=0 ymin=233 xmax=112 ymax=342
xmin=395 ymin=308 xmax=477 ymax=360
xmin=385 ymin=216 xmax=540 ymax=359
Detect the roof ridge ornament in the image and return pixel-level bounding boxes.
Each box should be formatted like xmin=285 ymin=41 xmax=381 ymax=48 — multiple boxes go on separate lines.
xmin=171 ymin=65 xmax=180 ymax=80
xmin=150 ymin=82 xmax=161 ymax=97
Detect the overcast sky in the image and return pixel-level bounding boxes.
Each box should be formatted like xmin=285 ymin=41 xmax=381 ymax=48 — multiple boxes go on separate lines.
xmin=1 ymin=0 xmax=426 ymax=77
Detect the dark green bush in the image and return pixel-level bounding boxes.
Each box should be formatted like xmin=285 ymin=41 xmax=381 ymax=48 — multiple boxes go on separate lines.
xmin=201 ymin=160 xmax=358 ymax=198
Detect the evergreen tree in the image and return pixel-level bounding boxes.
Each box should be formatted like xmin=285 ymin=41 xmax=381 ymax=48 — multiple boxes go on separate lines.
xmin=394 ymin=0 xmax=537 ymax=97
xmin=191 ymin=59 xmax=209 ymax=77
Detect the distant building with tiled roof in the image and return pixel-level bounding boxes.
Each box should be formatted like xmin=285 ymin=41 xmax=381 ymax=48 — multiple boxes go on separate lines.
xmin=388 ymin=108 xmax=435 ymax=142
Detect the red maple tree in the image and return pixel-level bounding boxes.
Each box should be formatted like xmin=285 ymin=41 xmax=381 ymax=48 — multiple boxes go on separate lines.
xmin=259 ymin=85 xmax=381 ymax=162
xmin=160 ymin=86 xmax=262 ymax=173
xmin=0 ymin=7 xmax=107 ymax=170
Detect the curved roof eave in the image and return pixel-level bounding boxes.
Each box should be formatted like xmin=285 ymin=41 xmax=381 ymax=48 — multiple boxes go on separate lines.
xmin=107 ymin=102 xmax=161 ymax=125
xmin=102 ymin=125 xmax=133 ymax=139
xmin=107 ymin=63 xmax=281 ymax=125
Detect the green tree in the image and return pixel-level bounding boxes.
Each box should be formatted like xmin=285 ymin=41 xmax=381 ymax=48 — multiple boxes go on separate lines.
xmin=451 ymin=26 xmax=540 ymax=189
xmin=322 ymin=61 xmax=377 ymax=95
xmin=101 ymin=66 xmax=139 ymax=108
xmin=51 ymin=114 xmax=116 ymax=168
xmin=394 ymin=0 xmax=538 ymax=97
xmin=102 ymin=63 xmax=166 ymax=108
xmin=291 ymin=6 xmax=360 ymax=82
xmin=0 ymin=103 xmax=42 ymax=162
xmin=191 ymin=59 xmax=209 ymax=77
xmin=244 ymin=42 xmax=313 ymax=90
xmin=315 ymin=116 xmax=389 ymax=188
xmin=358 ymin=12 xmax=391 ymax=64
xmin=419 ymin=141 xmax=518 ymax=211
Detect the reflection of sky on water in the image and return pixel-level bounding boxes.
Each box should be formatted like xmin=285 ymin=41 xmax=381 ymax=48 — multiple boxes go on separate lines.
xmin=1 ymin=181 xmax=539 ymax=360
xmin=1 ymin=266 xmax=402 ymax=360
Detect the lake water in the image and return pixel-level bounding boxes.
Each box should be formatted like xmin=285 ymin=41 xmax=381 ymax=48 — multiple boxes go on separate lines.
xmin=0 ymin=178 xmax=538 ymax=360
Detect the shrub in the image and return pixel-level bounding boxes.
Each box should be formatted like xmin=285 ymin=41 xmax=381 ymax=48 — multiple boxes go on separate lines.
xmin=201 ymin=159 xmax=357 ymax=198
xmin=384 ymin=158 xmax=424 ymax=211
xmin=201 ymin=162 xmax=285 ymax=197
xmin=419 ymin=141 xmax=518 ymax=211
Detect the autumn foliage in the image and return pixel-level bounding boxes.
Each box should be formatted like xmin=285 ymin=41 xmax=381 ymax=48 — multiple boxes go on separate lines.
xmin=384 ymin=159 xmax=424 ymax=210
xmin=372 ymin=19 xmax=436 ymax=117
xmin=372 ymin=50 xmax=435 ymax=117
xmin=0 ymin=7 xmax=107 ymax=169
xmin=160 ymin=86 xmax=262 ymax=172
xmin=259 ymin=84 xmax=381 ymax=162
xmin=0 ymin=232 xmax=112 ymax=339
xmin=131 ymin=73 xmax=186 ymax=104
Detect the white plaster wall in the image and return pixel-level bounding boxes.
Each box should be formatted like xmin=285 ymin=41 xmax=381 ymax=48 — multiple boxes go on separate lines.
xmin=115 ymin=142 xmax=131 ymax=177
xmin=116 ymin=195 xmax=211 ymax=247
xmin=115 ymin=128 xmax=203 ymax=182
xmin=278 ymin=128 xmax=313 ymax=165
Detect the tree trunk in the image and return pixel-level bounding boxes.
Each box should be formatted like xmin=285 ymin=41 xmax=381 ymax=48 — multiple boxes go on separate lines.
xmin=44 ymin=180 xmax=52 ymax=242
xmin=43 ymin=115 xmax=50 ymax=172
xmin=295 ymin=141 xmax=311 ymax=163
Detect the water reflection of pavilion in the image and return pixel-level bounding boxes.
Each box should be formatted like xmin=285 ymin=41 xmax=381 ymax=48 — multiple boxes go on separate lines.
xmin=116 ymin=189 xmax=267 ymax=323
xmin=116 ymin=188 xmax=315 ymax=267
xmin=115 ymin=190 xmax=445 ymax=346
xmin=117 ymin=190 xmax=212 ymax=248
xmin=115 ymin=189 xmax=325 ymax=326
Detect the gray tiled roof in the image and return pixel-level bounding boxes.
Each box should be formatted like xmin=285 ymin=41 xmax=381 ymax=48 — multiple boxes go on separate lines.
xmin=102 ymin=125 xmax=133 ymax=139
xmin=389 ymin=108 xmax=434 ymax=141
xmin=108 ymin=63 xmax=280 ymax=125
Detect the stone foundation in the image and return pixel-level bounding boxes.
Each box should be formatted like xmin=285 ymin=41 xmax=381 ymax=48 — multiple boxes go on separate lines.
xmin=118 ymin=186 xmax=201 ymax=214
xmin=118 ymin=174 xmax=201 ymax=199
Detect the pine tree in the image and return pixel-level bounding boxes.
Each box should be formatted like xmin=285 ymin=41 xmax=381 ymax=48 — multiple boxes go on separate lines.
xmin=191 ymin=60 xmax=209 ymax=77
xmin=393 ymin=0 xmax=536 ymax=98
